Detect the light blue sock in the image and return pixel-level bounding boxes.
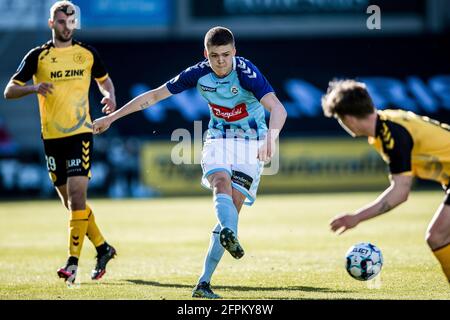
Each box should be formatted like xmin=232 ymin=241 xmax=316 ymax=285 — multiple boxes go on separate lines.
xmin=198 ymin=223 xmax=224 ymax=284
xmin=214 ymin=193 xmax=238 ymax=235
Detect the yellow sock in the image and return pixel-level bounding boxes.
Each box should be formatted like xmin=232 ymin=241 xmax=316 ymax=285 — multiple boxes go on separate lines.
xmin=433 ymin=243 xmax=450 ymax=282
xmin=86 ymin=205 xmax=105 ymax=248
xmin=69 ymin=209 xmax=90 ymax=258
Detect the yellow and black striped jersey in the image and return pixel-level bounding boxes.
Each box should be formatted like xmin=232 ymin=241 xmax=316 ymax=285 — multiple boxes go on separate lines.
xmin=11 ymin=40 xmax=108 ymax=139
xmin=368 ymin=109 xmax=450 ymax=186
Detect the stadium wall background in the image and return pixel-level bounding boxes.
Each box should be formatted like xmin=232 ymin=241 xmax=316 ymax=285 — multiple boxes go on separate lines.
xmin=0 ymin=35 xmax=449 ymax=199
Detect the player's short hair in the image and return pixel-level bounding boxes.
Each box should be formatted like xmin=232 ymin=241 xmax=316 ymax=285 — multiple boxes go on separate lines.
xmin=204 ymin=26 xmax=235 ymax=49
xmin=321 ymin=79 xmax=375 ymax=119
xmin=50 ymin=1 xmax=76 ymax=20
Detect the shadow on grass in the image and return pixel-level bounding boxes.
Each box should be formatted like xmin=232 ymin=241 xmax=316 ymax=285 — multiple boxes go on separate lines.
xmin=122 ymin=279 xmax=351 ymax=294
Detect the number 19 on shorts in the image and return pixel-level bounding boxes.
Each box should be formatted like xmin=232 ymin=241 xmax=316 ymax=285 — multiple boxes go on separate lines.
xmin=46 ymin=156 xmax=56 ymax=171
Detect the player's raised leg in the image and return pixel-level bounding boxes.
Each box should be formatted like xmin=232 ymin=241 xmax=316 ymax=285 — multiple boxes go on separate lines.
xmin=232 ymin=188 xmax=246 ymax=213
xmin=426 ymin=196 xmax=450 ymax=282
xmin=218 ymin=188 xmax=247 ymax=259
xmin=210 ymin=171 xmax=244 ymax=259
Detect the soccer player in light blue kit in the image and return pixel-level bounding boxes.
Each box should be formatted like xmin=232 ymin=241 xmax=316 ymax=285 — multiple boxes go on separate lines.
xmin=93 ymin=27 xmax=287 ymax=298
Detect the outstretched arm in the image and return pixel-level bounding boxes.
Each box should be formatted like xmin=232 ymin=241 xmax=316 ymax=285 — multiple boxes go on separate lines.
xmin=93 ymin=84 xmax=172 ymax=134
xmin=259 ymin=92 xmax=287 ymax=162
xmin=330 ymin=174 xmax=413 ymax=235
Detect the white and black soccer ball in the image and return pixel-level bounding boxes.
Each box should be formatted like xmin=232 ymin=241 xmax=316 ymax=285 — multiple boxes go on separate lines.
xmin=345 ymin=242 xmax=383 ymax=281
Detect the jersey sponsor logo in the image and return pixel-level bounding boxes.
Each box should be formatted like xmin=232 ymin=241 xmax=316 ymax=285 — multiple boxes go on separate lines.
xmin=50 ymin=69 xmax=85 ymax=79
xmin=231 ymin=170 xmax=253 ymax=191
xmin=209 ymin=103 xmax=249 ymax=121
xmin=200 ymin=85 xmax=217 ymax=92
xmin=67 ymin=158 xmax=82 ymax=168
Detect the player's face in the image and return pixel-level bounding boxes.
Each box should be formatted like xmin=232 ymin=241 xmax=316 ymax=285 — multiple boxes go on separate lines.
xmin=49 ymin=11 xmax=75 ymax=43
xmin=205 ymin=44 xmax=236 ymax=78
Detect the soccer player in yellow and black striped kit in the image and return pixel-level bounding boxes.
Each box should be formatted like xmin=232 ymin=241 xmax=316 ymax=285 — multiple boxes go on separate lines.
xmin=322 ymin=79 xmax=450 ymax=284
xmin=3 ymin=1 xmax=116 ymax=284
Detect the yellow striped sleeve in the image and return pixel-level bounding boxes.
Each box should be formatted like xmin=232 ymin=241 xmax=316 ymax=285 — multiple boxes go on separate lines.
xmin=392 ymin=171 xmax=413 ymax=177
xmin=12 ymin=79 xmax=26 ymax=86
xmin=95 ymin=73 xmax=109 ymax=83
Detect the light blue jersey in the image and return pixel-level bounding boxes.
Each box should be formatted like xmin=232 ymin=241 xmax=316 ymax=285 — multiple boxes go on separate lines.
xmin=166 ymin=57 xmax=274 ymax=140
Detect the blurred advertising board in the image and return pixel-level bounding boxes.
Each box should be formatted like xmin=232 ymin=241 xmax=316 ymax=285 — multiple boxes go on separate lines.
xmin=190 ymin=0 xmax=425 ymax=17
xmin=0 ymin=0 xmax=172 ymax=30
xmin=183 ymin=0 xmax=428 ymax=36
xmin=260 ymin=138 xmax=388 ymax=193
xmin=73 ymin=0 xmax=173 ymax=28
xmin=140 ymin=137 xmax=388 ymax=196
xmin=140 ymin=141 xmax=204 ymax=196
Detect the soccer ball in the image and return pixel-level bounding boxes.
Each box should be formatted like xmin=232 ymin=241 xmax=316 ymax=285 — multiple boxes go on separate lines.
xmin=345 ymin=242 xmax=383 ymax=281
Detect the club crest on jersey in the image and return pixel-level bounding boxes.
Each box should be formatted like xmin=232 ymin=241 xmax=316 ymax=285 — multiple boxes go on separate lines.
xmin=231 ymin=86 xmax=239 ymax=95
xmin=209 ymin=103 xmax=248 ymax=122
xmin=73 ymin=53 xmax=86 ymax=64
xmin=200 ymin=85 xmax=217 ymax=92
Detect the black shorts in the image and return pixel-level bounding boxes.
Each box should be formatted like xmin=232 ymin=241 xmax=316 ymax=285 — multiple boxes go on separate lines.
xmin=445 ymin=185 xmax=450 ymax=206
xmin=43 ymin=133 xmax=93 ymax=186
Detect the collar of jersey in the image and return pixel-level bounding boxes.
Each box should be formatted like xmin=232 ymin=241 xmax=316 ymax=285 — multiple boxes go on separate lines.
xmin=209 ymin=57 xmax=236 ymax=82
xmin=49 ymin=40 xmax=77 ymax=51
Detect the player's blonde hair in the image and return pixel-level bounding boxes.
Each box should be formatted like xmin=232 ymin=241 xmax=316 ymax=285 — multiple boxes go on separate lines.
xmin=49 ymin=1 xmax=76 ymax=20
xmin=321 ymin=79 xmax=375 ymax=119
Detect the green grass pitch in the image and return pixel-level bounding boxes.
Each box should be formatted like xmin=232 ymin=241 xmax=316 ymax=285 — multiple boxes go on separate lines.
xmin=0 ymin=192 xmax=449 ymax=300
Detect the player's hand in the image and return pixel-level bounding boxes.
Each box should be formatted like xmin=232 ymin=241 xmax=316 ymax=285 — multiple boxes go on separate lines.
xmin=93 ymin=116 xmax=112 ymax=135
xmin=257 ymin=136 xmax=276 ymax=163
xmin=330 ymin=214 xmax=360 ymax=235
xmin=34 ymin=82 xmax=54 ymax=97
xmin=101 ymin=96 xmax=116 ymax=114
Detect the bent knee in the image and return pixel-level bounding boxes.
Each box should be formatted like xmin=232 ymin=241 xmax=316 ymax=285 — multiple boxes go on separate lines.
xmin=426 ymin=231 xmax=450 ymax=250
xmin=213 ymin=176 xmax=230 ymax=187
xmin=210 ymin=173 xmax=232 ymax=193
xmin=67 ymin=190 xmax=86 ymax=210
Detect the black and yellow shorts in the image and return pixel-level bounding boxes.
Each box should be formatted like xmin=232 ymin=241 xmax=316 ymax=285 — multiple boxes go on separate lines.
xmin=43 ymin=133 xmax=93 ymax=187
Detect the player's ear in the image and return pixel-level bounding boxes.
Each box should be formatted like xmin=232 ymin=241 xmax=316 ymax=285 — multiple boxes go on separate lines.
xmin=203 ymin=48 xmax=208 ymax=59
xmin=48 ymin=19 xmax=53 ymax=29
